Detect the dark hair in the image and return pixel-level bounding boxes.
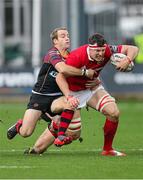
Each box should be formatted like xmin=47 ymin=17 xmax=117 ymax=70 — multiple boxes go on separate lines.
xmin=88 ymin=33 xmax=107 ymax=46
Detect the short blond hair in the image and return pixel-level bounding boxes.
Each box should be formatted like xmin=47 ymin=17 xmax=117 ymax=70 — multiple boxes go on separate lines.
xmin=50 ymin=27 xmax=67 ymax=43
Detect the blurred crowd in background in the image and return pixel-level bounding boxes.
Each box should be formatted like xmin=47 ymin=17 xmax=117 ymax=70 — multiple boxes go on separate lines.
xmin=0 ymin=0 xmax=143 ymax=97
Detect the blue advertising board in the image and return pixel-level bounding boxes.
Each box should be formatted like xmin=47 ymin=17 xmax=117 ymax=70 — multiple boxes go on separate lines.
xmin=0 ymin=64 xmax=143 ymax=96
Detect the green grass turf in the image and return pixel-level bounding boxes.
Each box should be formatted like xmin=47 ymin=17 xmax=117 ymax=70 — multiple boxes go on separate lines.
xmin=0 ymin=101 xmax=143 ymax=179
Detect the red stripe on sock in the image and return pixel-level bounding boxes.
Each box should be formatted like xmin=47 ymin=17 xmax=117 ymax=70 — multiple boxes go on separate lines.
xmin=60 ymin=122 xmax=70 ymax=128
xmin=61 ymin=110 xmax=74 ymax=120
xmin=58 ymin=109 xmax=74 ymax=137
xmin=70 ymin=121 xmax=80 ymax=124
xmin=58 ymin=131 xmax=66 ymax=136
xmin=16 ymin=119 xmax=23 ymax=133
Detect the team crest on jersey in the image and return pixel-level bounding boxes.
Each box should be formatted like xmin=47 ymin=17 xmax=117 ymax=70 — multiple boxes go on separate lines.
xmin=56 ymin=51 xmax=60 ymax=55
xmin=49 ymin=71 xmax=58 ymax=78
xmin=33 ymin=103 xmax=39 ymax=108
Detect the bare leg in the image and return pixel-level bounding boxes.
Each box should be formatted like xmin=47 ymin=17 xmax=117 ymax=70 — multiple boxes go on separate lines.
xmin=25 ymin=110 xmax=81 ymax=154
xmin=33 ymin=128 xmax=55 ymax=154
xmin=7 ymin=109 xmax=42 ymax=139
xmin=19 ymin=109 xmax=42 ymax=137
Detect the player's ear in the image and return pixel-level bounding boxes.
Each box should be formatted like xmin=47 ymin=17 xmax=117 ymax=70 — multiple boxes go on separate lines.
xmin=53 ymin=38 xmax=58 ymax=45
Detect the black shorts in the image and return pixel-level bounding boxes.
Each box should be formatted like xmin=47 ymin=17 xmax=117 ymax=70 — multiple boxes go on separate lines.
xmin=27 ymin=93 xmax=62 ymax=116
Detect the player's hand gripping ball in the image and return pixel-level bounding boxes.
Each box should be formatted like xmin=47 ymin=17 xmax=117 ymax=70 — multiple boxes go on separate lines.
xmin=110 ymin=53 xmax=134 ymax=72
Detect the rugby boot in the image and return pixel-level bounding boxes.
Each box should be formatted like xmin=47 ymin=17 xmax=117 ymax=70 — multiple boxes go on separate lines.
xmin=24 ymin=147 xmax=39 ymax=155
xmin=101 ymin=149 xmax=126 ymax=156
xmin=54 ymin=135 xmax=73 ymax=147
xmin=7 ymin=119 xmax=22 ymax=139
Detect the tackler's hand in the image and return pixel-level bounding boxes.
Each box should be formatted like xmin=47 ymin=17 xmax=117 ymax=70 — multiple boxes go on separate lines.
xmin=85 ymin=77 xmax=101 ymax=89
xmin=81 ymin=68 xmax=95 ymax=79
xmin=67 ymin=95 xmax=79 ymax=109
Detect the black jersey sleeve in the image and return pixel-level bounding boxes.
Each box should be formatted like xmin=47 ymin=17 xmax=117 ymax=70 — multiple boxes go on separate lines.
xmin=44 ymin=48 xmax=64 ymax=67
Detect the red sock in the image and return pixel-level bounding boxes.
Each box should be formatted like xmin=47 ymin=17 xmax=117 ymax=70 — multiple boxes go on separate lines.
xmin=103 ymin=118 xmax=118 ymax=151
xmin=16 ymin=119 xmax=23 ymax=133
xmin=58 ymin=109 xmax=74 ymax=136
xmin=49 ymin=121 xmax=59 ymax=138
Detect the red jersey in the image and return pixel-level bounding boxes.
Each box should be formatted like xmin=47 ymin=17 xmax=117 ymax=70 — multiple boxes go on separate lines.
xmin=66 ymin=44 xmax=122 ymax=91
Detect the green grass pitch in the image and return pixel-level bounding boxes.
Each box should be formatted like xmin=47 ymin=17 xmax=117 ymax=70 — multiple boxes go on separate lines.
xmin=0 ymin=101 xmax=143 ymax=179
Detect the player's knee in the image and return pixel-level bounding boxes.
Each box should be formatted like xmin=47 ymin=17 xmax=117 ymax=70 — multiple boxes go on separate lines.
xmin=108 ymin=108 xmax=120 ymax=119
xmin=20 ymin=129 xmax=32 ymax=137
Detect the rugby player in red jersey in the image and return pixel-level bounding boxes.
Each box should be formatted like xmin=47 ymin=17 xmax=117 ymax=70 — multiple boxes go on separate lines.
xmin=55 ymin=33 xmax=139 ymax=156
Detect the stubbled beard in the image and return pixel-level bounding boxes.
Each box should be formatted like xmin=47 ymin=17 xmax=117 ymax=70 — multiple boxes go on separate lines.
xmin=95 ymin=57 xmax=104 ymax=64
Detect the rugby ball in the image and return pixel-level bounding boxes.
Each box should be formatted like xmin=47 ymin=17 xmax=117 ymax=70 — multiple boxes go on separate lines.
xmin=110 ymin=53 xmax=134 ymax=72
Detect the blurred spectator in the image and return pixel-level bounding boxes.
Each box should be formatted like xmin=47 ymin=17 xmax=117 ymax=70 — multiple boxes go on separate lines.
xmin=123 ymin=31 xmax=143 ymax=64
xmin=5 ymin=43 xmax=25 ymax=68
xmin=133 ymin=33 xmax=143 ymax=64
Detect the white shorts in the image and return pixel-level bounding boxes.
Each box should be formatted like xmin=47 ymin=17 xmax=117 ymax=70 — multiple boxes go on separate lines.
xmin=70 ymin=85 xmax=104 ymax=109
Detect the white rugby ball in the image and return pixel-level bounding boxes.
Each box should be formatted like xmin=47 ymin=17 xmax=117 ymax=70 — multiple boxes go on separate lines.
xmin=110 ymin=53 xmax=134 ymax=72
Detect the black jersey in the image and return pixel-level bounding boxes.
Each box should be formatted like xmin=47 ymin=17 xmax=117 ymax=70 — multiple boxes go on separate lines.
xmin=33 ymin=47 xmax=67 ymax=96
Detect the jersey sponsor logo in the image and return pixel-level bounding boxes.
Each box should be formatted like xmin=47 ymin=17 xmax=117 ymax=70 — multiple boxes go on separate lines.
xmin=49 ymin=71 xmax=58 ymax=78
xmin=33 ymin=103 xmax=39 ymax=108
xmin=56 ymin=51 xmax=60 ymax=55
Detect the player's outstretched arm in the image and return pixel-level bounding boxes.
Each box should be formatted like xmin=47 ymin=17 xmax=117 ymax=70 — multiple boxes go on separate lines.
xmin=55 ymin=62 xmax=95 ymax=79
xmin=121 ymin=45 xmax=139 ymax=61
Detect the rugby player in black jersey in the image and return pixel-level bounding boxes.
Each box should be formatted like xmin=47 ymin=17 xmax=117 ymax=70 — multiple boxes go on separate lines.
xmin=7 ymin=27 xmax=95 ymax=151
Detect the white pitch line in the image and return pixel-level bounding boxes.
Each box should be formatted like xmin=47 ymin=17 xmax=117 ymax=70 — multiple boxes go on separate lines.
xmin=0 ymin=148 xmax=143 ymax=153
xmin=0 ymin=165 xmax=35 ymax=169
xmin=0 ymin=148 xmax=143 ymax=169
xmin=0 ymin=149 xmax=101 ymax=152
